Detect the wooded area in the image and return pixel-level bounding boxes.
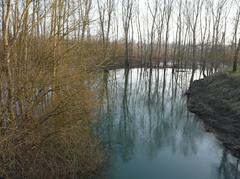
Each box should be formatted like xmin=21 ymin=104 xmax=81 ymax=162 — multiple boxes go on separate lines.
xmin=0 ymin=0 xmax=240 ymax=178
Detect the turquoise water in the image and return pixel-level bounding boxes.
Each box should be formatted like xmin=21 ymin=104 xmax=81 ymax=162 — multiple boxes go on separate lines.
xmin=98 ymin=68 xmax=240 ymax=179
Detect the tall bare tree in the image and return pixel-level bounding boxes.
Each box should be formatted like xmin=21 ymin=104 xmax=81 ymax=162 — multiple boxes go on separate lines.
xmin=122 ymin=0 xmax=134 ymax=66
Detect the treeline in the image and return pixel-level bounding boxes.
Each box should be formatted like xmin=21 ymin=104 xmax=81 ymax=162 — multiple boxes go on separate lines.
xmin=129 ymin=0 xmax=240 ymax=75
xmin=0 ymin=0 xmax=240 ymax=177
xmin=2 ymin=0 xmax=240 ymax=72
xmin=113 ymin=0 xmax=240 ymax=74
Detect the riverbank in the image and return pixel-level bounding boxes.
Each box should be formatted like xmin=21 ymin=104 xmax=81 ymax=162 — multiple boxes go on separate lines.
xmin=102 ymin=60 xmax=194 ymax=71
xmin=102 ymin=60 xmax=168 ymax=71
xmin=187 ymin=72 xmax=240 ymax=156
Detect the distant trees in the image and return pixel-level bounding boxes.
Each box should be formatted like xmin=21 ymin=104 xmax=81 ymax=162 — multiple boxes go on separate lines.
xmin=232 ymin=2 xmax=240 ymax=72
xmin=233 ymin=38 xmax=240 ymax=72
xmin=1 ymin=0 xmax=240 ymax=177
xmin=1 ymin=1 xmax=240 ymax=126
xmin=163 ymin=0 xmax=173 ymax=67
xmin=184 ymin=0 xmax=203 ymax=81
xmin=97 ymin=0 xmax=114 ymax=44
xmin=148 ymin=0 xmax=158 ymax=68
xmin=1 ymin=0 xmax=238 ymax=71
xmin=121 ymin=0 xmax=134 ymax=66
xmin=79 ymin=0 xmax=93 ymax=41
xmin=1 ymin=0 xmax=240 ymax=129
xmin=78 ymin=0 xmax=236 ymax=72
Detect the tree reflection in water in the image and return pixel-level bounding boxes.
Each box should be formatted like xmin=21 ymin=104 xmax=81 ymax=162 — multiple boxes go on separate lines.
xmin=97 ymin=68 xmax=240 ymax=179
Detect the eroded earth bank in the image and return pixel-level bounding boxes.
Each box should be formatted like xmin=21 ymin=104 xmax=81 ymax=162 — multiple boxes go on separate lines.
xmin=187 ymin=73 xmax=240 ymax=156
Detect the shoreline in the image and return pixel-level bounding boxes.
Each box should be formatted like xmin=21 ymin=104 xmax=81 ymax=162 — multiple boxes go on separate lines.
xmin=101 ymin=60 xmax=198 ymax=71
xmin=187 ymin=72 xmax=240 ymax=157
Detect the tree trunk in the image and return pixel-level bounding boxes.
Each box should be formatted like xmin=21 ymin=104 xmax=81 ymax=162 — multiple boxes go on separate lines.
xmin=233 ymin=38 xmax=240 ymax=72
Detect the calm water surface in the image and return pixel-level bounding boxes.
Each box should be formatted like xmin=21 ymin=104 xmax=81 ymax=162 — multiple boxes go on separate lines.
xmin=97 ymin=68 xmax=240 ymax=179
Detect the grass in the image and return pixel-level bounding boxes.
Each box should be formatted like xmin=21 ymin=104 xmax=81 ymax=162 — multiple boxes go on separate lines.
xmin=225 ymin=67 xmax=240 ymax=77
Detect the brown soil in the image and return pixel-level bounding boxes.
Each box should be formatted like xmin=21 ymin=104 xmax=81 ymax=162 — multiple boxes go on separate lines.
xmin=187 ymin=72 xmax=240 ymax=157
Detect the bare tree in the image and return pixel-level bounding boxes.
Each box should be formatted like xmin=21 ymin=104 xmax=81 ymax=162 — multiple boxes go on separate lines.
xmin=156 ymin=1 xmax=166 ymax=66
xmin=1 ymin=0 xmax=13 ymax=125
xmin=122 ymin=0 xmax=134 ymax=66
xmin=97 ymin=0 xmax=114 ymax=44
xmin=163 ymin=0 xmax=173 ymax=67
xmin=184 ymin=0 xmax=203 ymax=82
xmin=148 ymin=0 xmax=158 ymax=68
xmin=232 ymin=3 xmax=240 ymax=72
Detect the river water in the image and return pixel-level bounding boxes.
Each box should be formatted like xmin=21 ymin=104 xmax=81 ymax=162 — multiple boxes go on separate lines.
xmin=97 ymin=68 xmax=240 ymax=179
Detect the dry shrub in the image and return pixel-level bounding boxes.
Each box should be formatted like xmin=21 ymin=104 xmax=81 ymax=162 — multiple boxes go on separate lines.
xmin=0 ymin=123 xmax=104 ymax=178
xmin=0 ymin=40 xmax=105 ymax=178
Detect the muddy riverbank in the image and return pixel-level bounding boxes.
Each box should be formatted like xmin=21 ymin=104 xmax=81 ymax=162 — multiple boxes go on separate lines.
xmin=187 ymin=72 xmax=240 ymax=156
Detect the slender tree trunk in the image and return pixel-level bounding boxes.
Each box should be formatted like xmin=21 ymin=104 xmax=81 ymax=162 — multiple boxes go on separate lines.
xmin=233 ymin=38 xmax=240 ymax=72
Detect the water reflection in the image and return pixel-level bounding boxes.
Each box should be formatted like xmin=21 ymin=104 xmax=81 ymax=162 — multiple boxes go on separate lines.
xmin=97 ymin=68 xmax=240 ymax=179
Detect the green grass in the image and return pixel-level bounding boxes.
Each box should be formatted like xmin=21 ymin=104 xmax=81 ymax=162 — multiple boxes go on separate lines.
xmin=225 ymin=67 xmax=240 ymax=77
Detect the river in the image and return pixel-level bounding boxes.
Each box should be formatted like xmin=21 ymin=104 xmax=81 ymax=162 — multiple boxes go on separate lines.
xmin=97 ymin=68 xmax=240 ymax=179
